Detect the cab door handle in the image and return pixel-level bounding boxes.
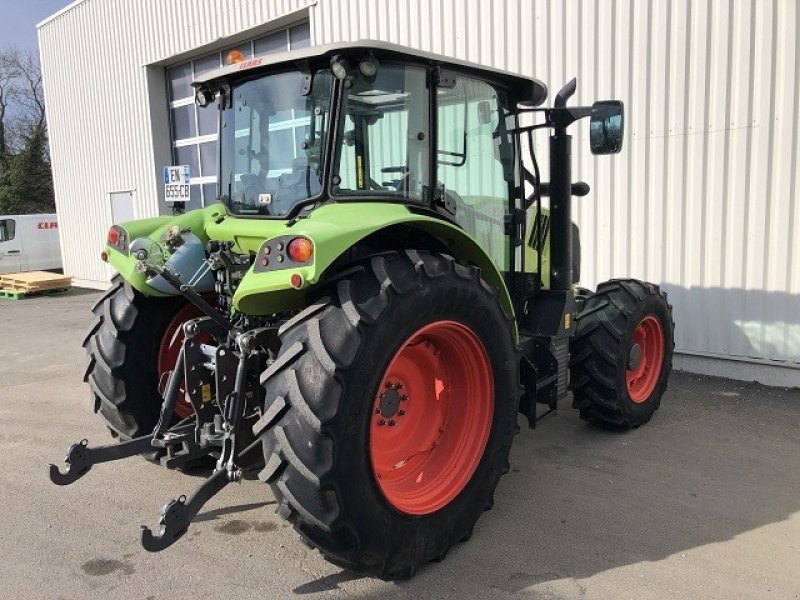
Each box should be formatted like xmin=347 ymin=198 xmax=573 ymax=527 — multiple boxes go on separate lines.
xmin=7 ymin=250 xmax=20 ymax=254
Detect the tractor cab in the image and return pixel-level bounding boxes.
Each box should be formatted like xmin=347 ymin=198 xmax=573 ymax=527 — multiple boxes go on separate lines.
xmin=195 ymin=42 xmax=545 ymax=273
xmin=195 ymin=41 xmax=622 ymax=309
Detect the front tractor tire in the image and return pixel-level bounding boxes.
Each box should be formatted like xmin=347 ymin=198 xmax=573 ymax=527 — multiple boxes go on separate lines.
xmin=83 ymin=277 xmax=200 ymax=440
xmin=255 ymin=251 xmax=520 ymax=578
xmin=570 ymin=279 xmax=674 ymax=429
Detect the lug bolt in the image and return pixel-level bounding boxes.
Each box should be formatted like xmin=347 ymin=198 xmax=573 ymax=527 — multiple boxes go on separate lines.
xmin=401 ymin=395 xmax=408 ymax=401
xmin=378 ymin=419 xmax=386 ymax=426
xmin=394 ymin=383 xmax=404 ymax=389
xmin=398 ymin=410 xmax=405 ymax=416
xmin=385 ymin=382 xmax=393 ymax=388
xmin=375 ymin=408 xmax=381 ymax=414
xmin=388 ymin=420 xmax=396 ymax=426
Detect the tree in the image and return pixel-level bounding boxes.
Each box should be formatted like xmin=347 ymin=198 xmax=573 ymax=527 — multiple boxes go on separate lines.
xmin=0 ymin=126 xmax=53 ymax=214
xmin=0 ymin=47 xmax=20 ymax=160
xmin=0 ymin=45 xmax=54 ymax=215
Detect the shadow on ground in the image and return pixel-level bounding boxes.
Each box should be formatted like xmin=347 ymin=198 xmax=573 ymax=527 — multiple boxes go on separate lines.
xmin=294 ymin=372 xmax=800 ymax=597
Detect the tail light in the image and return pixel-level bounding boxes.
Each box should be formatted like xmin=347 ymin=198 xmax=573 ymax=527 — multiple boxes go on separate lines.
xmin=106 ymin=226 xmax=128 ymax=254
xmin=107 ymin=226 xmax=121 ymax=246
xmin=287 ymin=237 xmax=313 ymax=263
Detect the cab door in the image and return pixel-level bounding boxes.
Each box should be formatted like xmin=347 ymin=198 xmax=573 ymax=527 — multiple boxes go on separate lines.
xmin=435 ymin=72 xmax=520 ymax=283
xmin=0 ymin=217 xmax=23 ymax=274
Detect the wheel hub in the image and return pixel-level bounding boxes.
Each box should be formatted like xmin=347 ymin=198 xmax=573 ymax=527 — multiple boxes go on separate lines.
xmin=627 ymin=343 xmax=643 ymax=370
xmin=378 ymin=385 xmax=404 ymax=419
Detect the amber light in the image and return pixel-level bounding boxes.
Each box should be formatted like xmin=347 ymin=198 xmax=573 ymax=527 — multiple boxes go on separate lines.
xmin=100 ymin=251 xmax=108 ymax=262
xmin=287 ymin=237 xmax=314 ymax=263
xmin=226 ymin=50 xmax=246 ymax=65
xmin=107 ymin=226 xmax=121 ymax=246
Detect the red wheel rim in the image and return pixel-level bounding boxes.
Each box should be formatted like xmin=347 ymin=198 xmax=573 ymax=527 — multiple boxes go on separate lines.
xmin=369 ymin=320 xmax=494 ymax=515
xmin=625 ymin=315 xmax=665 ymax=403
xmin=157 ymin=303 xmax=208 ymax=419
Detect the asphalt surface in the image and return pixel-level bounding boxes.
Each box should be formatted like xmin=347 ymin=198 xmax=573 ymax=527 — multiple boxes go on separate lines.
xmin=1 ymin=288 xmax=799 ymax=600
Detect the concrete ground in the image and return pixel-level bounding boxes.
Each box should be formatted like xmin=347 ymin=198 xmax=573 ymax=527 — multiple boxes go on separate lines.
xmin=1 ymin=289 xmax=799 ymax=600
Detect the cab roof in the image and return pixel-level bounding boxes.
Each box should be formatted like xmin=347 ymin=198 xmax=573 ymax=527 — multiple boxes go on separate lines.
xmin=192 ymin=39 xmax=548 ymax=106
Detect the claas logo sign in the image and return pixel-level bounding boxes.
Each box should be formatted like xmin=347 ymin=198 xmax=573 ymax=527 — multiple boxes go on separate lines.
xmin=37 ymin=222 xmax=58 ymax=229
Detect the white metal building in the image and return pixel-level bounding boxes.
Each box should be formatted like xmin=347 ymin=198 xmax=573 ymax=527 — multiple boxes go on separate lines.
xmin=38 ymin=0 xmax=799 ymax=386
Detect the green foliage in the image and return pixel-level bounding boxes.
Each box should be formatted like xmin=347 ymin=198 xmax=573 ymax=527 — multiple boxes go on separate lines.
xmin=0 ymin=45 xmax=53 ymax=215
xmin=0 ymin=125 xmax=54 ymax=214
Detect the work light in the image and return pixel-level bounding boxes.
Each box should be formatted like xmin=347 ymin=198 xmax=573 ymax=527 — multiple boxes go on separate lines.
xmin=330 ymin=55 xmax=351 ymax=79
xmin=359 ymin=55 xmax=379 ymax=77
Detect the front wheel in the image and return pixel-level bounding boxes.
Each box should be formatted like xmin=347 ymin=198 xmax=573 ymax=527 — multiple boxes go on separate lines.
xmin=255 ymin=251 xmax=520 ymax=578
xmin=570 ymin=279 xmax=674 ymax=429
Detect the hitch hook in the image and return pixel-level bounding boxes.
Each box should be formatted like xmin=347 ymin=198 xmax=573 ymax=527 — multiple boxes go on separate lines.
xmin=48 ymin=432 xmax=173 ymax=486
xmin=48 ymin=439 xmax=91 ymax=485
xmin=140 ymin=468 xmax=231 ymax=552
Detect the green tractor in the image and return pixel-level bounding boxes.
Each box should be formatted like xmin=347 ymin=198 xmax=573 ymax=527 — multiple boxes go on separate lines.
xmin=50 ymin=41 xmax=674 ymax=577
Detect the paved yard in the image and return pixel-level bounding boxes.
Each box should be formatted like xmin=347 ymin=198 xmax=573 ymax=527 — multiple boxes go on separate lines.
xmin=1 ymin=289 xmax=798 ymax=599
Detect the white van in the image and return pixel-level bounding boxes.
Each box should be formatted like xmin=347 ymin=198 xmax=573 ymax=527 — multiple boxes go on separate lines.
xmin=0 ymin=214 xmax=62 ymax=275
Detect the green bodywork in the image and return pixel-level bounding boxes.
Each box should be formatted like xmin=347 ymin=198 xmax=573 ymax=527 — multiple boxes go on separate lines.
xmin=106 ymin=202 xmax=542 ymax=319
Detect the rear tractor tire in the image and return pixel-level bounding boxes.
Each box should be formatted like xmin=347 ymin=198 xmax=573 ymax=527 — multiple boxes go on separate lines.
xmin=255 ymin=250 xmax=521 ymax=578
xmin=570 ymin=279 xmax=674 ymax=429
xmin=83 ymin=276 xmax=204 ymax=441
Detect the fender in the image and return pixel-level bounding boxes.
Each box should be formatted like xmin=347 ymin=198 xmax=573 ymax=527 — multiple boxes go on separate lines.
xmin=225 ymin=203 xmax=515 ymax=319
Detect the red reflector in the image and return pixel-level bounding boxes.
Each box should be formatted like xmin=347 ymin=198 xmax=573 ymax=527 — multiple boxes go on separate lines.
xmin=287 ymin=237 xmax=313 ymax=263
xmin=107 ymin=226 xmax=120 ymax=246
xmin=100 ymin=251 xmax=108 ymax=262
xmin=290 ymin=273 xmax=303 ymax=289
xmin=261 ymin=257 xmax=269 ymax=267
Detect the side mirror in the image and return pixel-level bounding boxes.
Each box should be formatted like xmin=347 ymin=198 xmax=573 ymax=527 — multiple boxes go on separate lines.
xmin=590 ymin=101 xmax=624 ymax=154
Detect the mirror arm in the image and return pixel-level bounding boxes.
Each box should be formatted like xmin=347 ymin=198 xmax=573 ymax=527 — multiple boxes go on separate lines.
xmin=545 ymin=105 xmax=593 ymax=130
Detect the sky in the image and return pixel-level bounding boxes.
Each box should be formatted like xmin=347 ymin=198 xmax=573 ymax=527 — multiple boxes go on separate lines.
xmin=0 ymin=0 xmax=72 ymax=53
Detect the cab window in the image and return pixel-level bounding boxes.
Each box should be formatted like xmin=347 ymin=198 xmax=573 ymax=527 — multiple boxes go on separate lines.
xmin=334 ymin=65 xmax=430 ymax=202
xmin=0 ymin=219 xmax=15 ymax=242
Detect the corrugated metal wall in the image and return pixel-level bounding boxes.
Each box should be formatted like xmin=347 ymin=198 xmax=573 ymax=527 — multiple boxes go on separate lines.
xmin=311 ymin=0 xmax=800 ymax=381
xmin=39 ymin=0 xmax=799 ymax=381
xmin=38 ymin=0 xmax=312 ymax=284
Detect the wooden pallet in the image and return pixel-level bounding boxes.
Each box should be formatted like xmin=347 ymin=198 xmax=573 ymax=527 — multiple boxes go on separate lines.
xmin=0 ymin=271 xmax=73 ymax=299
xmin=0 ymin=286 xmax=73 ymax=300
xmin=0 ymin=271 xmax=72 ymax=293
